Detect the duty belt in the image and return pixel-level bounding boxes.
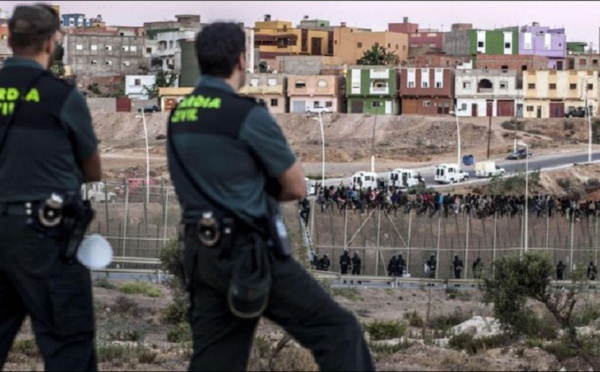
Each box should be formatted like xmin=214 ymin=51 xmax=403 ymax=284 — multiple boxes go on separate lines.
xmin=0 ymin=201 xmax=43 ymax=217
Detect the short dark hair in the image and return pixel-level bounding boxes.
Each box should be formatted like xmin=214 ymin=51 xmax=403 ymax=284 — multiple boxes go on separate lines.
xmin=195 ymin=22 xmax=246 ymax=78
xmin=9 ymin=3 xmax=61 ymax=56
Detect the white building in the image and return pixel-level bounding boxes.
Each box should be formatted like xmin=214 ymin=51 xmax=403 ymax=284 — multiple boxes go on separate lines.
xmin=154 ymin=30 xmax=197 ymax=71
xmin=125 ymin=75 xmax=156 ymax=99
xmin=455 ymin=69 xmax=523 ymax=117
xmin=245 ymin=27 xmax=255 ymax=73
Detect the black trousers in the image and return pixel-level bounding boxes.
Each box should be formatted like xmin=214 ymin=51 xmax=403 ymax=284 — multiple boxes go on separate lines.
xmin=183 ymin=227 xmax=374 ymax=371
xmin=0 ymin=214 xmax=97 ymax=371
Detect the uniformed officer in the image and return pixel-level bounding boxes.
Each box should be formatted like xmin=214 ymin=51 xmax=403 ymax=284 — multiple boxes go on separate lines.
xmin=0 ymin=4 xmax=101 ymax=371
xmin=167 ymin=22 xmax=373 ymax=371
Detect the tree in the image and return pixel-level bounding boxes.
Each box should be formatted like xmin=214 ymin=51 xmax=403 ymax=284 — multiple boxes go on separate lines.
xmin=143 ymin=70 xmax=179 ymax=100
xmin=50 ymin=43 xmax=65 ymax=77
xmin=483 ymin=252 xmax=600 ymax=370
xmin=357 ymin=43 xmax=399 ymax=66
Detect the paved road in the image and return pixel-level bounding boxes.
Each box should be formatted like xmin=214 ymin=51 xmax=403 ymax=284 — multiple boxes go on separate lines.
xmin=319 ymin=150 xmax=600 ymax=189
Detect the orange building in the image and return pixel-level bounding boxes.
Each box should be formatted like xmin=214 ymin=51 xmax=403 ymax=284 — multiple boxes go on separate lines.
xmin=332 ymin=24 xmax=409 ymax=65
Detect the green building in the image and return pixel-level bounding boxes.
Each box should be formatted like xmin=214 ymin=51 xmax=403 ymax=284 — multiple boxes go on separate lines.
xmin=567 ymin=42 xmax=587 ymax=54
xmin=469 ymin=30 xmax=518 ymax=55
xmin=346 ymin=67 xmax=399 ymax=115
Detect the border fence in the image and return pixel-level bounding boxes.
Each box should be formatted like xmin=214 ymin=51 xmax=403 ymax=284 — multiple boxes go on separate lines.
xmin=85 ymin=182 xmax=599 ymax=280
xmin=282 ymin=199 xmax=600 ymax=280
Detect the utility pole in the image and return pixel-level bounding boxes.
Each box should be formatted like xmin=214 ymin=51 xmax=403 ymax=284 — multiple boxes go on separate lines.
xmin=487 ymin=111 xmax=492 ymax=159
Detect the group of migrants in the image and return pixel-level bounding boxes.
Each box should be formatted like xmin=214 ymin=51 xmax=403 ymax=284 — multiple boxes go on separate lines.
xmin=311 ymin=184 xmax=600 ymax=221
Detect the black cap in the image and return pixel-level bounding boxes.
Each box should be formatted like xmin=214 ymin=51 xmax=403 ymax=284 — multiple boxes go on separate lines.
xmin=9 ymin=4 xmax=61 ymax=36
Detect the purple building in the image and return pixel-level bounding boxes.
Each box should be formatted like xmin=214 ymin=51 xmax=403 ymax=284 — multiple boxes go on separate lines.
xmin=519 ymin=22 xmax=566 ymax=70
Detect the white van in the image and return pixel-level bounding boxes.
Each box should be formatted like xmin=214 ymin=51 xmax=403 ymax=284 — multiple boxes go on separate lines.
xmin=475 ymin=161 xmax=505 ymax=178
xmin=388 ymin=168 xmax=422 ymax=189
xmin=351 ymin=171 xmax=378 ymax=189
xmin=434 ymin=164 xmax=469 ymax=184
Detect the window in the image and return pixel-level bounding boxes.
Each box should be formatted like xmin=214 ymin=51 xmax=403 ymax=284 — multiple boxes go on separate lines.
xmin=504 ymin=42 xmax=511 ymax=48
xmin=76 ymin=44 xmax=83 ymax=51
xmin=403 ymin=45 xmax=406 ymax=51
xmin=90 ymin=60 xmax=97 ymax=65
xmin=122 ymin=46 xmax=129 ymax=52
xmin=435 ymin=82 xmax=442 ymax=88
xmin=387 ymin=43 xmax=391 ymax=48
xmin=325 ymin=101 xmax=333 ymax=107
xmin=501 ymin=65 xmax=508 ymax=70
xmin=267 ymin=78 xmax=277 ymax=86
xmin=249 ymin=78 xmax=259 ymax=87
xmin=395 ymin=44 xmax=398 ymax=49
xmin=570 ymin=83 xmax=577 ymax=90
xmin=130 ymin=46 xmax=137 ymax=52
xmin=105 ymin=45 xmax=112 ymax=51
xmin=146 ymin=47 xmax=152 ymax=53
xmin=478 ymin=41 xmax=484 ymax=47
xmin=270 ymin=98 xmax=278 ymax=106
xmin=461 ymin=103 xmax=467 ymax=110
xmin=372 ymin=101 xmax=381 ymax=107
xmin=521 ymin=65 xmax=527 ymax=71
xmin=588 ymin=84 xmax=594 ymax=90
xmin=421 ymin=81 xmax=429 ymax=88
xmin=295 ymin=80 xmax=306 ymax=88
xmin=134 ymin=79 xmax=141 ymax=86
xmin=580 ymin=59 xmax=587 ymax=66
xmin=317 ymin=79 xmax=328 ymax=88
xmin=463 ymin=82 xmax=471 ymax=89
xmin=500 ymin=82 xmax=507 ymax=89
xmin=90 ymin=45 xmax=97 ymax=51
xmin=528 ymin=83 xmax=535 ymax=89
xmin=408 ymin=82 xmax=415 ymax=88
xmin=526 ymin=106 xmax=534 ymax=112
xmin=169 ymin=41 xmax=174 ymax=48
xmin=123 ymin=61 xmax=130 ymax=66
xmin=357 ymin=42 xmax=362 ymax=48
xmin=594 ymin=59 xmax=599 ymax=65
xmin=423 ymin=101 xmax=431 ymax=107
xmin=549 ymin=83 xmax=556 ymax=90
xmin=105 ymin=60 xmax=112 ymax=65
xmin=314 ymin=101 xmax=321 ymax=108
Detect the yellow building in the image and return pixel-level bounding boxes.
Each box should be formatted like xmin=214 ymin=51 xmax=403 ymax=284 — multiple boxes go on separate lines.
xmin=332 ymin=24 xmax=409 ymax=66
xmin=254 ymin=19 xmax=332 ymax=59
xmin=158 ymin=87 xmax=193 ymax=112
xmin=523 ymin=70 xmax=598 ymax=118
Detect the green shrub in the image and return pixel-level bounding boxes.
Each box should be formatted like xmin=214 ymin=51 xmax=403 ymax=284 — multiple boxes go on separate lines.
xmin=10 ymin=338 xmax=39 ymax=358
xmin=102 ymin=315 xmax=148 ymax=342
xmin=428 ymin=309 xmax=470 ymax=332
xmin=119 ymin=281 xmax=162 ymax=298
xmin=113 ymin=295 xmax=141 ymax=316
xmin=166 ymin=322 xmax=192 ymax=343
xmin=363 ymin=320 xmax=406 ymax=341
xmin=369 ymin=340 xmax=413 ymax=358
xmin=448 ymin=333 xmax=510 ymax=355
xmin=403 ymin=310 xmax=424 ymax=327
xmin=94 ymin=277 xmax=118 ymax=290
xmin=573 ymin=305 xmax=600 ymax=327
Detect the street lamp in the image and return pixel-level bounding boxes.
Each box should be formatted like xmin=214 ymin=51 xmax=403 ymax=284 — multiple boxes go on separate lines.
xmin=449 ymin=106 xmax=461 ymax=168
xmin=312 ymin=112 xmax=325 ymax=189
xmin=135 ymin=112 xmax=150 ymax=204
xmin=582 ymin=77 xmax=593 ymax=163
xmin=517 ymin=140 xmax=529 ymax=255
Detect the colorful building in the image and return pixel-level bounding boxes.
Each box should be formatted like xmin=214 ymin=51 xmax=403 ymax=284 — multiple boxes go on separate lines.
xmin=471 ymin=30 xmax=519 ymax=55
xmin=333 ymin=24 xmax=408 ymax=65
xmin=238 ymin=73 xmax=287 ymax=114
xmin=398 ymin=67 xmax=454 ymax=115
xmin=523 ymin=70 xmax=598 ymax=118
xmin=518 ymin=22 xmax=566 ymax=70
xmin=345 ymin=67 xmax=399 ymax=114
xmin=286 ymin=75 xmax=342 ymax=112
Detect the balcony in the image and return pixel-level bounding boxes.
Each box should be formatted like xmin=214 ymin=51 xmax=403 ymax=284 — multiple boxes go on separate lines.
xmin=370 ymin=69 xmax=389 ymax=79
xmin=478 ymin=88 xmax=493 ymax=93
xmin=370 ymin=86 xmax=389 ymax=95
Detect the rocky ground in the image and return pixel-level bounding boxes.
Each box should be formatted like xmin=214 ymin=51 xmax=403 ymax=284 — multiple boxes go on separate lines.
xmin=5 ymin=279 xmax=600 ymax=371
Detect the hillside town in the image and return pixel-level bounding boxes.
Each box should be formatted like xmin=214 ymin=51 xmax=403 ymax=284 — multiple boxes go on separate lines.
xmin=0 ymin=5 xmax=599 ymax=118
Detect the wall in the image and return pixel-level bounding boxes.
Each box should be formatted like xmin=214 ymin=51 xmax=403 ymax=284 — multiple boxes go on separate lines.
xmin=399 ymin=68 xmax=453 ymax=98
xmin=518 ymin=26 xmax=566 ymax=60
xmin=470 ymin=30 xmax=518 ymax=55
xmin=276 ymin=55 xmax=343 ymax=75
xmin=443 ymin=29 xmax=471 ymax=56
xmin=125 ymin=75 xmax=156 ymax=99
xmin=86 ymin=98 xmax=116 ymax=112
xmin=287 ymin=75 xmax=340 ymax=112
xmin=474 ymin=54 xmax=549 ymax=71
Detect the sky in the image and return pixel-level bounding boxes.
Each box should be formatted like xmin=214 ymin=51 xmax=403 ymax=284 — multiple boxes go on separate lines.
xmin=2 ymin=1 xmax=599 ymax=46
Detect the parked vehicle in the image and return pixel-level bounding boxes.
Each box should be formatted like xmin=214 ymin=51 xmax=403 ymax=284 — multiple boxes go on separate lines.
xmin=387 ymin=168 xmax=424 ymax=189
xmin=81 ymin=182 xmax=117 ymax=203
xmin=506 ymin=148 xmax=532 ymax=160
xmin=475 ymin=161 xmax=505 ymax=178
xmin=305 ymin=177 xmax=316 ymax=196
xmin=306 ymin=106 xmax=332 ymax=114
xmin=138 ymin=105 xmax=160 ymax=113
xmin=434 ymin=164 xmax=469 ymax=184
xmin=564 ymin=107 xmax=588 ymax=118
xmin=351 ymin=171 xmax=378 ymax=189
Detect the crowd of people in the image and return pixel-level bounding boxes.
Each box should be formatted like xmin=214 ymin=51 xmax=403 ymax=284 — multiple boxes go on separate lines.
xmin=311 ymin=184 xmax=600 ymax=221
